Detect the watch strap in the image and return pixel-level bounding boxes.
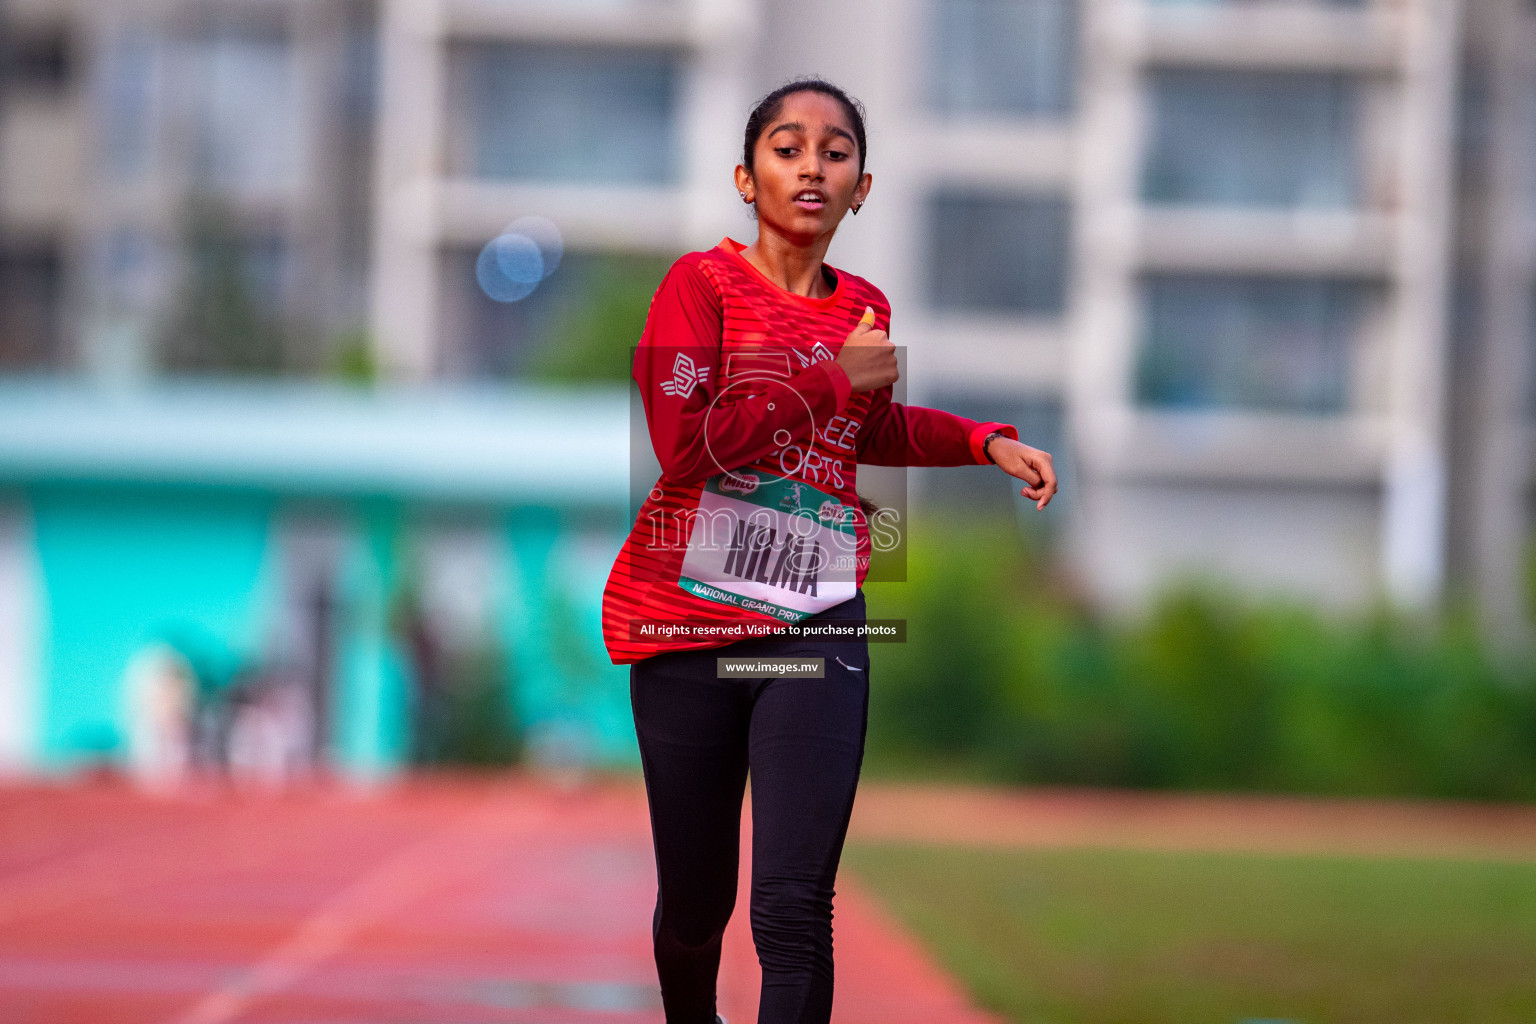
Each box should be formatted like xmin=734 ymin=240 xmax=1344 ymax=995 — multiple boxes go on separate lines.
xmin=982 ymin=431 xmax=1005 ymax=464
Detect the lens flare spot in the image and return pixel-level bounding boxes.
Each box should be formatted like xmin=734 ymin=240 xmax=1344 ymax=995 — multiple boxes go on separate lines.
xmin=494 ymin=233 xmax=544 ymax=284
xmin=506 ymin=215 xmax=563 ymax=278
xmin=476 ymin=237 xmax=537 ymax=303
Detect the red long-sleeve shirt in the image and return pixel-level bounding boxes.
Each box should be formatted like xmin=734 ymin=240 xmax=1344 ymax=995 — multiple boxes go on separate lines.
xmin=601 ymin=238 xmax=1017 ymax=663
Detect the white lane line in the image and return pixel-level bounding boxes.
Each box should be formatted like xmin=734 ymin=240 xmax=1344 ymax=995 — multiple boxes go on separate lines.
xmin=165 ymin=795 xmax=545 ymax=1024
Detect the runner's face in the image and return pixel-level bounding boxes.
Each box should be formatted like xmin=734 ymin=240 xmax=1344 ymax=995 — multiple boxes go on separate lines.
xmin=740 ymin=91 xmax=870 ymax=244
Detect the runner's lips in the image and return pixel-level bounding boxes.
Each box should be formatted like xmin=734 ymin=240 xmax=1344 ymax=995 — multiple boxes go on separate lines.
xmin=794 ymin=190 xmax=826 ymax=210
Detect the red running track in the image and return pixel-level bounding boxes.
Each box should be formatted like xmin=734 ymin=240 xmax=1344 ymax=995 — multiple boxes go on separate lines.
xmin=0 ymin=775 xmax=999 ymax=1024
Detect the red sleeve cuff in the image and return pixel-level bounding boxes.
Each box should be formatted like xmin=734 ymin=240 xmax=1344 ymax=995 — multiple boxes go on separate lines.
xmin=968 ymin=421 xmax=1018 ymax=465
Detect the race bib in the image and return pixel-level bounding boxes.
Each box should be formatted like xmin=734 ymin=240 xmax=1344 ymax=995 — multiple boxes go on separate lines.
xmin=677 ymin=471 xmax=858 ymax=622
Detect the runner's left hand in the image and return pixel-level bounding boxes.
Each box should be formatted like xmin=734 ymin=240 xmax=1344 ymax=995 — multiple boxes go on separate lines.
xmin=990 ymin=439 xmax=1057 ymax=510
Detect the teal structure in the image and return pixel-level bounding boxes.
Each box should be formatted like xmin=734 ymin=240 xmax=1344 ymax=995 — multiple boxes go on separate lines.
xmin=0 ymin=381 xmax=634 ymax=778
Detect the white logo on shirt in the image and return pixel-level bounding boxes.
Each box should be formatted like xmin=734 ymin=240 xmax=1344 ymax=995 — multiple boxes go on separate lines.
xmin=659 ymin=353 xmax=710 ymax=398
xmin=792 ymin=343 xmax=835 ymax=368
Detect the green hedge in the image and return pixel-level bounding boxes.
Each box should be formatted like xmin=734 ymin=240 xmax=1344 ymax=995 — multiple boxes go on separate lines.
xmin=863 ymin=522 xmax=1536 ymax=800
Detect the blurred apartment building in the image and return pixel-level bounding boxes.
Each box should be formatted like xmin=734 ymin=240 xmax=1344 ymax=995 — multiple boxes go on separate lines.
xmin=771 ymin=0 xmax=1524 ymax=633
xmin=0 ymin=0 xmax=378 ymax=376
xmin=1 ymin=0 xmax=1532 ymax=635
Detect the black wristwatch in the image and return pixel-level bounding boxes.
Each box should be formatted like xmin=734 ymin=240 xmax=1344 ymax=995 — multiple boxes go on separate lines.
xmin=981 ymin=431 xmax=1005 ymax=464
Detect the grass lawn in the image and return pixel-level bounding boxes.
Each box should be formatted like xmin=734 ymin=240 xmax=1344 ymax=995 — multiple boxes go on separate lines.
xmin=842 ymin=842 xmax=1536 ymax=1024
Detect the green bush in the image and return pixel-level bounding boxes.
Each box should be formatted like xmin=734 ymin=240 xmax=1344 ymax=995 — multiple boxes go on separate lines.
xmin=417 ymin=643 xmax=523 ymax=767
xmin=863 ymin=521 xmax=1536 ymax=800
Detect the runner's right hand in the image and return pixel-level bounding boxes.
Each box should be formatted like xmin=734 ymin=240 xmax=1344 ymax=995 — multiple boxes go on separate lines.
xmin=835 ymin=307 xmax=899 ymax=392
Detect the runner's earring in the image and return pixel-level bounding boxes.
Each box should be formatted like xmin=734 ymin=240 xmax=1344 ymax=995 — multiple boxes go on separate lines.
xmin=851 ymin=201 xmax=863 ymax=215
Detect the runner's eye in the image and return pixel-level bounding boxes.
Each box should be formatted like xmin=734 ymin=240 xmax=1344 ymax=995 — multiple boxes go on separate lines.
xmin=774 ymin=147 xmax=797 ymax=157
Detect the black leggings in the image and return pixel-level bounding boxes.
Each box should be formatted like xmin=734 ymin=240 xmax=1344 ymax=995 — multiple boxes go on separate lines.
xmin=629 ymin=592 xmax=870 ymax=1024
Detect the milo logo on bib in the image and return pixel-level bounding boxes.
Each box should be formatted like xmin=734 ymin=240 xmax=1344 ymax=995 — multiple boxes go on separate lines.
xmin=677 ymin=471 xmax=858 ymax=622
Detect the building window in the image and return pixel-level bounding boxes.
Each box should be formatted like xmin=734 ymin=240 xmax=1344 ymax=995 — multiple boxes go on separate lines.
xmin=1455 ymin=63 xmax=1492 ymax=186
xmin=100 ymin=30 xmax=159 ymax=183
xmin=0 ymin=247 xmax=64 ymax=369
xmin=928 ymin=192 xmax=1071 ymax=315
xmin=929 ymin=0 xmax=1076 ymax=118
xmin=1529 ymin=76 xmax=1536 ymax=222
xmin=1136 ymin=275 xmax=1369 ymax=412
xmin=188 ymin=28 xmax=304 ymax=198
xmin=0 ymin=26 xmax=72 ymax=93
xmin=451 ymin=45 xmax=680 ymax=185
xmin=1146 ymin=0 xmax=1363 ymax=6
xmin=1142 ymin=71 xmax=1361 ymax=208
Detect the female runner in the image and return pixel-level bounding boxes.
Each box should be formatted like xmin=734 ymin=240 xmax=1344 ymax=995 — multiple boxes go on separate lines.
xmin=601 ymin=77 xmax=1058 ymax=1024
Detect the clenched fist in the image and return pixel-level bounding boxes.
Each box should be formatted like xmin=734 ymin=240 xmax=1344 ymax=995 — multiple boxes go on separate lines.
xmin=834 ymin=306 xmax=899 ymax=392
